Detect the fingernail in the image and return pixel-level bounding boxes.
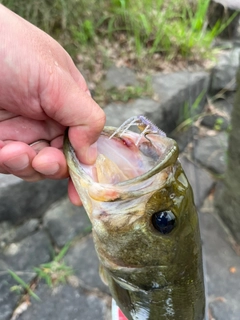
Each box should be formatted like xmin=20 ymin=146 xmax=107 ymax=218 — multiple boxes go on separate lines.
xmin=78 ymin=143 xmax=98 ymax=164
xmin=35 ymin=162 xmax=60 ymax=175
xmin=86 ymin=90 xmax=92 ymax=97
xmin=3 ymin=153 xmax=29 ymax=170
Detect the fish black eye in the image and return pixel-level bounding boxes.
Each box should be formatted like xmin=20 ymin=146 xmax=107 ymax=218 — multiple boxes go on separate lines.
xmin=152 ymin=210 xmax=175 ymax=234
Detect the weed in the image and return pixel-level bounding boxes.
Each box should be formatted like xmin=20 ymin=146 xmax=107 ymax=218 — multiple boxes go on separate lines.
xmin=10 ymin=285 xmax=23 ymax=295
xmin=7 ymin=242 xmax=74 ymax=302
xmin=1 ymin=0 xmax=236 ymax=64
xmin=94 ymin=75 xmax=154 ymax=104
xmin=214 ymin=117 xmax=224 ymax=131
xmin=70 ymin=20 xmax=95 ymax=45
xmin=177 ymin=89 xmax=207 ymax=131
xmin=34 ymin=262 xmax=73 ymax=287
xmin=34 ymin=242 xmax=73 ymax=287
xmin=8 ymin=270 xmax=40 ymax=301
xmin=110 ymin=77 xmax=153 ymax=102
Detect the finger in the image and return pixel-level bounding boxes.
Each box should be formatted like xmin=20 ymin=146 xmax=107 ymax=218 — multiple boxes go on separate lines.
xmin=0 ymin=115 xmax=64 ymax=144
xmin=0 ymin=141 xmax=43 ymax=181
xmin=40 ymin=69 xmax=106 ymax=165
xmin=32 ymin=146 xmax=68 ymax=179
xmin=68 ymin=179 xmax=82 ymax=206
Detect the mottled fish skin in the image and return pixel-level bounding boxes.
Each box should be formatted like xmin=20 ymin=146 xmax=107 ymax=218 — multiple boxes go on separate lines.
xmin=63 ymin=119 xmax=205 ymax=320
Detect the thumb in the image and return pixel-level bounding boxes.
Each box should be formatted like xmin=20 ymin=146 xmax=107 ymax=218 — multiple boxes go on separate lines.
xmin=40 ymin=68 xmax=106 ymax=164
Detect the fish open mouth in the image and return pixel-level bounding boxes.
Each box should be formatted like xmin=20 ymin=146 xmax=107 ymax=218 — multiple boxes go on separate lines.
xmin=77 ymin=116 xmax=179 ymax=186
xmin=63 ymin=116 xmax=179 ymax=202
xmin=64 ymin=116 xmax=179 ymax=201
xmin=80 ymin=132 xmax=162 ymax=184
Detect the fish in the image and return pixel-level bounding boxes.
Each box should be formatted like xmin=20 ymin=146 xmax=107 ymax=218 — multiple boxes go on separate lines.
xmin=63 ymin=115 xmax=205 ymax=320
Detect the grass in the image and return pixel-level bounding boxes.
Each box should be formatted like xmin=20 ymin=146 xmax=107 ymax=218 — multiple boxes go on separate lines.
xmin=1 ymin=0 xmax=237 ymax=106
xmin=34 ymin=242 xmax=73 ymax=287
xmin=94 ymin=75 xmax=154 ymax=105
xmin=103 ymin=0 xmax=213 ymax=58
xmin=1 ymin=0 xmax=235 ymax=63
xmin=176 ymin=89 xmax=207 ymax=132
xmin=8 ymin=270 xmax=40 ymax=301
xmin=8 ymin=242 xmax=73 ymax=301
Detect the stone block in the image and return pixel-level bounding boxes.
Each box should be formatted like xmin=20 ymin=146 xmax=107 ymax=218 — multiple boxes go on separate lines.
xmin=180 ymin=156 xmax=215 ymax=209
xmin=208 ymin=0 xmax=240 ymax=39
xmin=193 ymin=132 xmax=228 ymax=174
xmin=0 ymin=219 xmax=39 ymax=248
xmin=103 ymin=66 xmax=138 ymax=90
xmin=18 ymin=284 xmax=110 ymax=320
xmin=199 ymin=199 xmax=240 ymax=320
xmin=1 ymin=231 xmax=52 ymax=271
xmin=0 ymin=231 xmax=53 ymax=320
xmin=64 ymin=235 xmax=109 ymax=294
xmin=104 ymin=71 xmax=209 ymax=134
xmin=43 ymin=197 xmax=92 ymax=248
xmin=0 ymin=174 xmax=67 ymax=223
xmin=210 ymin=48 xmax=240 ymax=92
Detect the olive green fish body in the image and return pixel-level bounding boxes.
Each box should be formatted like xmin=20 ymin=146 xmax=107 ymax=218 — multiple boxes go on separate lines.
xmin=64 ymin=117 xmax=205 ymax=320
xmin=96 ymin=163 xmax=204 ymax=320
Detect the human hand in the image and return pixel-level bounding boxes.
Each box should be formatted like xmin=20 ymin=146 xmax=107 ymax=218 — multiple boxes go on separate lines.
xmin=0 ymin=5 xmax=105 ymax=205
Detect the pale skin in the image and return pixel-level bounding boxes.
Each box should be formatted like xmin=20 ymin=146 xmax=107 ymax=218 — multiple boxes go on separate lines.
xmin=0 ymin=5 xmax=106 ymax=205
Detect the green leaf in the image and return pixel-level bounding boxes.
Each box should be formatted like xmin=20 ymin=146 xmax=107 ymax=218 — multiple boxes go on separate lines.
xmin=8 ymin=270 xmax=40 ymax=301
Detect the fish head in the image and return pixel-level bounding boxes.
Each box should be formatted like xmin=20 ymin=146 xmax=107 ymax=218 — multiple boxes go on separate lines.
xmin=64 ymin=124 xmax=200 ymax=288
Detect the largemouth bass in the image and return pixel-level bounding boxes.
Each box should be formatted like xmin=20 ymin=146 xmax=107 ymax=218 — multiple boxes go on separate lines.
xmin=63 ymin=116 xmax=205 ymax=320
